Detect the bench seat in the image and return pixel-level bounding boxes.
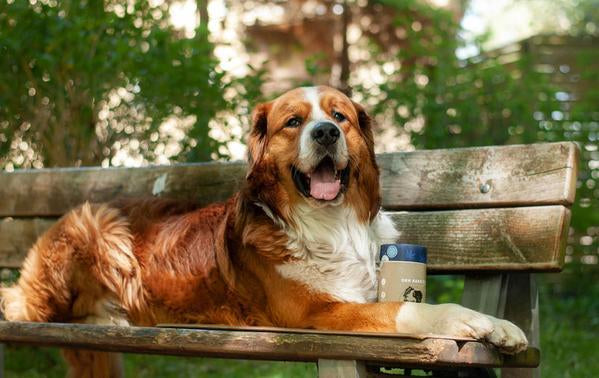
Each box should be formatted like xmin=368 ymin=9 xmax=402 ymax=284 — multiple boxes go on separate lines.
xmin=0 ymin=321 xmax=539 ymax=368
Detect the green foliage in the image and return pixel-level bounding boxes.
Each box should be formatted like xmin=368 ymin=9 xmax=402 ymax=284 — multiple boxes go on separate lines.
xmin=0 ymin=0 xmax=228 ymax=167
xmin=358 ymin=1 xmax=554 ymax=148
xmin=5 ymin=346 xmax=316 ymax=377
xmin=538 ymin=266 xmax=599 ymax=376
xmin=426 ymin=275 xmax=463 ymax=304
xmin=550 ymin=0 xmax=599 ymax=37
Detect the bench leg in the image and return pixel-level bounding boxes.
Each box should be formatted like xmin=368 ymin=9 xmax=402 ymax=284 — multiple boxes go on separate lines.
xmin=462 ymin=273 xmax=540 ymax=378
xmin=318 ymin=359 xmax=367 ymax=378
xmin=501 ymin=274 xmax=540 ymax=378
xmin=461 ymin=273 xmax=507 ymax=315
xmin=0 ymin=343 xmax=3 ymax=378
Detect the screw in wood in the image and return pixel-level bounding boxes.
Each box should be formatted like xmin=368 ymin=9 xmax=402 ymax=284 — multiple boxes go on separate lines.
xmin=480 ymin=182 xmax=491 ymax=193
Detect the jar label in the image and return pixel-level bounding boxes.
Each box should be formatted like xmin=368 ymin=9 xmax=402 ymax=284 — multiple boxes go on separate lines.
xmin=377 ymin=261 xmax=426 ymax=303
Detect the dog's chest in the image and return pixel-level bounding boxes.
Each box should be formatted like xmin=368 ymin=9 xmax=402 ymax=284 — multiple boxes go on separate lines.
xmin=275 ymin=207 xmax=398 ymax=303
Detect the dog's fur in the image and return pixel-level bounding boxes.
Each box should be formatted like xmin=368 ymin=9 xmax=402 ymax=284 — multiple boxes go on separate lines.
xmin=1 ymin=86 xmax=527 ymax=377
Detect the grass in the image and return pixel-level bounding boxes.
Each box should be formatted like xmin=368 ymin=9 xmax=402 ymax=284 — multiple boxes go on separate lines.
xmin=537 ymin=266 xmax=599 ymax=377
xmin=5 ymin=348 xmax=316 ymax=378
xmin=4 ymin=270 xmax=597 ymax=377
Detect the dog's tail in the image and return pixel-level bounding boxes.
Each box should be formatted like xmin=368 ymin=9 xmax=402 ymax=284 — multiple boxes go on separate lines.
xmin=0 ymin=202 xmax=144 ymax=377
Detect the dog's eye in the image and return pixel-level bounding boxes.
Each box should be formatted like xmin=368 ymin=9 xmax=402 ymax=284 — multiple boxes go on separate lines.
xmin=286 ymin=117 xmax=302 ymax=128
xmin=333 ymin=111 xmax=346 ymax=122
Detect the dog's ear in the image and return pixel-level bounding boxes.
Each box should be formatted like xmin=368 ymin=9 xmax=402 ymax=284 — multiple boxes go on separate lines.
xmin=244 ymin=101 xmax=281 ymax=217
xmin=247 ymin=101 xmax=272 ymax=169
xmin=352 ymin=100 xmax=375 ymax=151
xmin=352 ymin=100 xmax=381 ymax=221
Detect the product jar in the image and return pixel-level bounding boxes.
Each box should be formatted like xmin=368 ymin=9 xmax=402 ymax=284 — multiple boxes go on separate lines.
xmin=378 ymin=243 xmax=427 ymax=303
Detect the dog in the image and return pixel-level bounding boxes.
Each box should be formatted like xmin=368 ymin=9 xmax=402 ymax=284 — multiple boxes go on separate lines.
xmin=1 ymin=86 xmax=527 ymax=376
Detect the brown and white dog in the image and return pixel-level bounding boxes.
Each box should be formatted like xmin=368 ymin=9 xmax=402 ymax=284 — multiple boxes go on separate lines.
xmin=1 ymin=86 xmax=527 ymax=376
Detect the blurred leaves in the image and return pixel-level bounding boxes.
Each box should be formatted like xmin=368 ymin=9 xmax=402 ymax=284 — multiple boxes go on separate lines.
xmin=0 ymin=0 xmax=228 ymax=167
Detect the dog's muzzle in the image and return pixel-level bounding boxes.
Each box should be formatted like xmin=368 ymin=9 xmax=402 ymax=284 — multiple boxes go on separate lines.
xmin=294 ymin=120 xmax=349 ymax=202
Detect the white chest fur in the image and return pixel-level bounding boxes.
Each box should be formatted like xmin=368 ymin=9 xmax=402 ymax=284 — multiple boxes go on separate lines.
xmin=275 ymin=205 xmax=399 ymax=303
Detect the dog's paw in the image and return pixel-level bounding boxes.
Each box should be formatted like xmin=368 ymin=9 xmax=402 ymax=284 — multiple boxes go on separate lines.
xmin=433 ymin=304 xmax=529 ymax=354
xmin=397 ymin=303 xmax=529 ymax=354
xmin=431 ymin=303 xmax=495 ymax=339
xmin=486 ymin=316 xmax=528 ymax=354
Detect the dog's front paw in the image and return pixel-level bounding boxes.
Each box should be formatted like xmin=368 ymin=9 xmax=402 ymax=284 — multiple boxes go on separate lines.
xmin=434 ymin=304 xmax=528 ymax=354
xmin=432 ymin=303 xmax=494 ymax=339
xmin=486 ymin=316 xmax=528 ymax=354
xmin=396 ymin=303 xmax=528 ymax=354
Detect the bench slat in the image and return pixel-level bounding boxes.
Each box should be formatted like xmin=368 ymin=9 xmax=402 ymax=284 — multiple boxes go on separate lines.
xmin=0 ymin=142 xmax=578 ymax=217
xmin=393 ymin=205 xmax=570 ymax=272
xmin=0 ymin=321 xmax=539 ymax=368
xmin=0 ymin=206 xmax=569 ymax=271
xmin=380 ymin=142 xmax=578 ymax=210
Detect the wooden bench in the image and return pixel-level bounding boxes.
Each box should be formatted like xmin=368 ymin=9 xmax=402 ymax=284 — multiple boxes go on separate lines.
xmin=0 ymin=142 xmax=578 ymax=377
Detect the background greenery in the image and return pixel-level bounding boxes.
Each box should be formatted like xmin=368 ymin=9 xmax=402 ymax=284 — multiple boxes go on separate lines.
xmin=1 ymin=0 xmax=597 ymax=376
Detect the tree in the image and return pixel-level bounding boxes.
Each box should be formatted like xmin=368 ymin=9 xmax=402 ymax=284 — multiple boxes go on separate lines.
xmin=0 ymin=0 xmax=227 ymax=168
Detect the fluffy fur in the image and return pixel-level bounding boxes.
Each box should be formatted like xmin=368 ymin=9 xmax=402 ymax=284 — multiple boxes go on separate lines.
xmin=277 ymin=205 xmax=398 ymax=303
xmin=1 ymin=86 xmax=527 ymax=378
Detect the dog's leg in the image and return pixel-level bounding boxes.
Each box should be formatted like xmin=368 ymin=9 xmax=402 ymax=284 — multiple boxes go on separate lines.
xmin=301 ymin=301 xmax=528 ymax=354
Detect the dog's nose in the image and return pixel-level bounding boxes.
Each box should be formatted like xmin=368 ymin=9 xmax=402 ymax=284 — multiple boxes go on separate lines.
xmin=311 ymin=122 xmax=340 ymax=146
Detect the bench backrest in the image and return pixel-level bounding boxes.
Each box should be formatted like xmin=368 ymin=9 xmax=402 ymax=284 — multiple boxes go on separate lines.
xmin=0 ymin=142 xmax=578 ymax=273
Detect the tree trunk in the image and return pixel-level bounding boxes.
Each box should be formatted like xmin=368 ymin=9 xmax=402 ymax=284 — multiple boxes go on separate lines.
xmin=339 ymin=1 xmax=351 ymax=96
xmin=198 ymin=0 xmax=209 ymax=32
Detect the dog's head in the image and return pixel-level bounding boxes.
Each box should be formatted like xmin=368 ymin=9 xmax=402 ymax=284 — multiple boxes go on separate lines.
xmin=244 ymin=86 xmax=380 ymax=223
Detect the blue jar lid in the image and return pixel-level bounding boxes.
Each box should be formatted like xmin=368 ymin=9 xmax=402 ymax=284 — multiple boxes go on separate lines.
xmin=380 ymin=244 xmax=427 ymax=263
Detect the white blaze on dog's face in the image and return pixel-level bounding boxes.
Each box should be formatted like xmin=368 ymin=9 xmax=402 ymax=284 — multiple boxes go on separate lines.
xmin=247 ymin=86 xmax=381 ymax=222
xmin=296 ymin=87 xmax=350 ymax=202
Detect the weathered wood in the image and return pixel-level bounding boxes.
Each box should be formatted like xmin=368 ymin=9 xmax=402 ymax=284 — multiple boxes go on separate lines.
xmin=156 ymin=323 xmax=476 ymax=341
xmin=0 ymin=142 xmax=578 ymax=217
xmin=461 ymin=273 xmax=510 ymax=378
xmin=0 ymin=343 xmax=3 ymax=378
xmin=379 ymin=142 xmax=578 ymax=209
xmin=0 ymin=206 xmax=570 ymax=271
xmin=0 ymin=218 xmax=54 ymax=268
xmin=392 ymin=205 xmax=570 ymax=272
xmin=461 ymin=273 xmax=541 ymax=378
xmin=461 ymin=274 xmax=507 ymax=315
xmin=0 ymin=161 xmax=247 ymax=218
xmin=318 ymin=359 xmax=367 ymax=378
xmin=501 ymin=274 xmax=540 ymax=378
xmin=0 ymin=322 xmax=539 ymax=368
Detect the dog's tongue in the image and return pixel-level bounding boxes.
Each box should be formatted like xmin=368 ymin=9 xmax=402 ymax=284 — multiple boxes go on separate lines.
xmin=310 ymin=162 xmax=340 ymax=200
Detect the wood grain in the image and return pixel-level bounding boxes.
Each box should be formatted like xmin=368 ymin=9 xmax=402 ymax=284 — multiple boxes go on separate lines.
xmin=0 ymin=161 xmax=247 ymax=218
xmin=0 ymin=206 xmax=569 ymax=271
xmin=0 ymin=321 xmax=539 ymax=368
xmin=392 ymin=205 xmax=570 ymax=272
xmin=0 ymin=142 xmax=578 ymax=217
xmin=379 ymin=142 xmax=578 ymax=210
xmin=0 ymin=218 xmax=54 ymax=268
